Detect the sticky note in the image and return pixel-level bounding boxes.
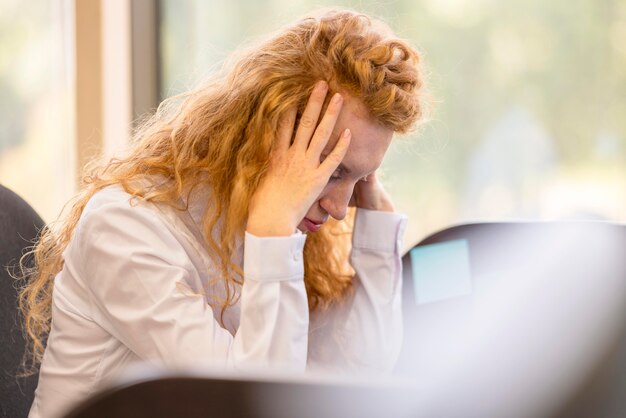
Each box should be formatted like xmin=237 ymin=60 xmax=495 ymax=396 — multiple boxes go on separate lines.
xmin=410 ymin=239 xmax=472 ymax=304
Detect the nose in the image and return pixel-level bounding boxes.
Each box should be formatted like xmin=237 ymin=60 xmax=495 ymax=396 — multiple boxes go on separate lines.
xmin=319 ymin=183 xmax=353 ymax=221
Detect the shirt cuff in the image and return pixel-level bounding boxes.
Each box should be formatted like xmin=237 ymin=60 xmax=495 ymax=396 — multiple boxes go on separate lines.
xmin=244 ymin=231 xmax=307 ymax=282
xmin=353 ymin=208 xmax=408 ymax=253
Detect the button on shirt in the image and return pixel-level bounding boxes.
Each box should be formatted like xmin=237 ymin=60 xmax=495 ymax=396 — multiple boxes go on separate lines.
xmin=29 ymin=185 xmax=408 ymax=418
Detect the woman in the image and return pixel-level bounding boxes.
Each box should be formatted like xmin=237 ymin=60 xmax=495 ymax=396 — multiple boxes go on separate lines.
xmin=20 ymin=8 xmax=425 ymax=418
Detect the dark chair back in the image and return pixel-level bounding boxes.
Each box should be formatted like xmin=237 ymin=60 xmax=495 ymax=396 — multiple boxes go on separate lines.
xmin=0 ymin=185 xmax=45 ymax=418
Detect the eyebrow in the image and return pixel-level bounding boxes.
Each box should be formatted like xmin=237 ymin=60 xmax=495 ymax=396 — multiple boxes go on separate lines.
xmin=321 ymin=153 xmax=380 ymax=179
xmin=336 ymin=162 xmax=352 ymax=174
xmin=321 ymin=153 xmax=352 ymax=174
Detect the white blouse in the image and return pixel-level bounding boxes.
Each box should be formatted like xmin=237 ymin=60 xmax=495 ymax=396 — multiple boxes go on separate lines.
xmin=29 ymin=185 xmax=407 ymax=418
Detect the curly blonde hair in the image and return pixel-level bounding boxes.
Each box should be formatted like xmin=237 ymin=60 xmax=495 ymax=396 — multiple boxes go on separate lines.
xmin=19 ymin=8 xmax=425 ymax=372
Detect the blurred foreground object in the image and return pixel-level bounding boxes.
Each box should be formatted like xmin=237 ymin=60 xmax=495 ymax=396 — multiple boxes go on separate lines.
xmin=61 ymin=367 xmax=413 ymax=418
xmin=400 ymin=221 xmax=626 ymax=418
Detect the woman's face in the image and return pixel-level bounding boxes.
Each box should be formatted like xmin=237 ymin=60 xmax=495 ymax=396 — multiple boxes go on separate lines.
xmin=297 ymin=96 xmax=393 ymax=233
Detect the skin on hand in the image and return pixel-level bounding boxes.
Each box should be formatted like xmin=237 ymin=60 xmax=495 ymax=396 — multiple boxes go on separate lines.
xmin=246 ymin=81 xmax=352 ymax=237
xmin=349 ymin=171 xmax=395 ymax=213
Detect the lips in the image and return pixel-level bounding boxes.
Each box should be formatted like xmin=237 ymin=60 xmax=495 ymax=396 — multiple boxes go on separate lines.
xmin=303 ymin=218 xmax=324 ymax=233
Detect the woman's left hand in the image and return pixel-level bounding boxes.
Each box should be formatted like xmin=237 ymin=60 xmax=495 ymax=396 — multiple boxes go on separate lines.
xmin=349 ymin=171 xmax=395 ymax=212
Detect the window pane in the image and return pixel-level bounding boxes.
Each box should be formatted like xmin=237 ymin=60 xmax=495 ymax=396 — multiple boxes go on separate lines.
xmin=0 ymin=0 xmax=74 ymax=222
xmin=158 ymin=0 xmax=626 ymax=246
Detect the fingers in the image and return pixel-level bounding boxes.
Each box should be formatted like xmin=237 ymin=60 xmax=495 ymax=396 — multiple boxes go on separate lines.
xmin=293 ymin=81 xmax=329 ymax=152
xmin=306 ymin=92 xmax=344 ymax=159
xmin=276 ymin=106 xmax=297 ymax=154
xmin=320 ymin=129 xmax=351 ymax=176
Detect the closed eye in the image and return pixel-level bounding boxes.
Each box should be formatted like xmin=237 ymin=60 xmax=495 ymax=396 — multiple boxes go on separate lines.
xmin=329 ymin=168 xmax=342 ymax=181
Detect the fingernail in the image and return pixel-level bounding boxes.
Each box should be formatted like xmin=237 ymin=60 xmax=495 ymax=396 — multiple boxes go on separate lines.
xmin=342 ymin=128 xmax=351 ymax=139
xmin=332 ymin=93 xmax=343 ymax=105
xmin=316 ymin=81 xmax=328 ymax=92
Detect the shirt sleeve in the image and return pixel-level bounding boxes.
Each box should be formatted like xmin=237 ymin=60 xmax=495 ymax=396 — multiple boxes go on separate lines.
xmin=307 ymin=208 xmax=407 ymax=373
xmin=76 ymin=198 xmax=309 ymax=371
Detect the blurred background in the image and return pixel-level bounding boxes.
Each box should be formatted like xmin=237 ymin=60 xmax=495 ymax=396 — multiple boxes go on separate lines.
xmin=1 ymin=0 xmax=624 ymax=248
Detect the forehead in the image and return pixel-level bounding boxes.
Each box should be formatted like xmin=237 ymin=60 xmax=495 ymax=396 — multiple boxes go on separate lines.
xmin=326 ymin=96 xmax=393 ymax=175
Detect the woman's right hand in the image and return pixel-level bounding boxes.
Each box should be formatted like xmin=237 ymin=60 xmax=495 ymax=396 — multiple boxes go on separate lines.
xmin=246 ymin=81 xmax=352 ymax=237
